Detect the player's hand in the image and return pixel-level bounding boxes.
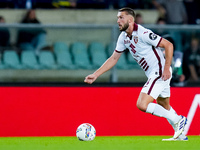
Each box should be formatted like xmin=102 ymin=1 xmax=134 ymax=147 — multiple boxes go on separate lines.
xmin=162 ymin=68 xmax=171 ymax=81
xmin=84 ymin=74 xmax=98 ymax=84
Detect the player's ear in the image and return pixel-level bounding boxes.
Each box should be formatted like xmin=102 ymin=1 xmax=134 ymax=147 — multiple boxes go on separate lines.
xmin=128 ymin=17 xmax=132 ymax=23
xmin=129 ymin=16 xmax=134 ymax=23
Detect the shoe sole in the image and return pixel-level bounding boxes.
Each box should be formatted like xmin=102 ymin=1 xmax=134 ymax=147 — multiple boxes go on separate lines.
xmin=162 ymin=138 xmax=177 ymax=141
xmin=162 ymin=139 xmax=188 ymax=141
xmin=162 ymin=136 xmax=188 ymax=141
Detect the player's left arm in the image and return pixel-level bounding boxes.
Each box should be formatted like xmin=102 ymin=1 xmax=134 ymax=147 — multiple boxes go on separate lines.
xmin=158 ymin=38 xmax=174 ymax=81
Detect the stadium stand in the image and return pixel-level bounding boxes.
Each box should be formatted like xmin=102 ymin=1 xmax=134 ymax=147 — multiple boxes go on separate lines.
xmin=0 ymin=42 xmax=110 ymax=70
xmin=38 ymin=50 xmax=57 ymax=69
xmin=107 ymin=44 xmax=130 ymax=70
xmin=53 ymin=42 xmax=69 ymax=54
xmin=3 ymin=50 xmax=24 ymax=69
xmin=21 ymin=51 xmax=41 ymax=69
xmin=0 ymin=9 xmax=178 ymax=83
xmin=53 ymin=41 xmax=76 ymax=69
xmin=71 ymin=42 xmax=93 ymax=69
xmin=88 ymin=42 xmax=108 ymax=68
xmin=56 ymin=50 xmax=77 ymax=69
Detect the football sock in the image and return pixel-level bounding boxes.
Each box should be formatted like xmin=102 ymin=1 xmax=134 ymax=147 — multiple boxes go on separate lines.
xmin=167 ymin=107 xmax=186 ymax=137
xmin=167 ymin=107 xmax=176 ymax=129
xmin=146 ymin=103 xmax=182 ymax=124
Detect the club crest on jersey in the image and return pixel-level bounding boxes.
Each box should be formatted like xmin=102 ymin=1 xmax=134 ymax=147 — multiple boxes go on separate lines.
xmin=149 ymin=33 xmax=157 ymax=40
xmin=133 ymin=36 xmax=138 ymax=44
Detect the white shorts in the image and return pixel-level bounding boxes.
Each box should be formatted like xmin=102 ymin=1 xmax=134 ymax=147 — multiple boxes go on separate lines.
xmin=141 ymin=73 xmax=171 ymax=100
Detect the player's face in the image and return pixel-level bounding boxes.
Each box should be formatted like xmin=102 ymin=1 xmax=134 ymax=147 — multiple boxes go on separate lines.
xmin=117 ymin=12 xmax=129 ymax=31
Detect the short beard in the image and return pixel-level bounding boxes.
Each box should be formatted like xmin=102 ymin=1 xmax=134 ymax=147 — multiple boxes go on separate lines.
xmin=120 ymin=22 xmax=129 ymax=31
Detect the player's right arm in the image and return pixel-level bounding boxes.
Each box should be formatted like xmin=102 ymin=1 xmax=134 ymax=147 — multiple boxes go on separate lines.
xmin=84 ymin=51 xmax=122 ymax=84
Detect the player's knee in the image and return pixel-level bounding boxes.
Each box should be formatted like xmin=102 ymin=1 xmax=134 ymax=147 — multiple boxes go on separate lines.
xmin=136 ymin=101 xmax=147 ymax=112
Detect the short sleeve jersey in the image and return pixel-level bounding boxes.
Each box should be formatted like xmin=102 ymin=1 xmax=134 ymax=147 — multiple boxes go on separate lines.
xmin=115 ymin=23 xmax=165 ymax=78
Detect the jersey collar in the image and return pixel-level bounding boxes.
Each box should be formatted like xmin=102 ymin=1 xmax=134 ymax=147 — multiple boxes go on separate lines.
xmin=133 ymin=23 xmax=138 ymax=31
xmin=125 ymin=23 xmax=138 ymax=39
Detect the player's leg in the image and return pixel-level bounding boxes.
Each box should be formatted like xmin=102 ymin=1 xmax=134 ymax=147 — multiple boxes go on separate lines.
xmin=156 ymin=97 xmax=174 ymax=126
xmin=156 ymin=84 xmax=187 ymax=139
xmin=157 ymin=97 xmax=188 ymax=141
xmin=139 ymin=74 xmax=187 ymax=138
xmin=139 ymin=76 xmax=181 ymax=122
xmin=137 ymin=92 xmax=181 ymax=123
xmin=138 ymin=87 xmax=186 ymax=139
xmin=156 ymin=97 xmax=170 ymax=110
xmin=136 ymin=92 xmax=154 ymax=112
xmin=157 ymin=97 xmax=175 ymax=126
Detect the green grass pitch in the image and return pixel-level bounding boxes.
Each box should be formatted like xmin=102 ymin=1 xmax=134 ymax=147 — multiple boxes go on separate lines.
xmin=0 ymin=136 xmax=199 ymax=150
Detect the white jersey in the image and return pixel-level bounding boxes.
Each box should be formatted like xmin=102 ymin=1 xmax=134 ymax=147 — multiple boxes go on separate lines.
xmin=115 ymin=23 xmax=165 ymax=78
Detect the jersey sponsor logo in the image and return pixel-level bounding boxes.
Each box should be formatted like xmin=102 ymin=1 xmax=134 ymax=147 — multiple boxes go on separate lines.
xmin=143 ymin=31 xmax=148 ymax=34
xmin=133 ymin=36 xmax=138 ymax=44
xmin=149 ymin=33 xmax=157 ymax=40
xmin=124 ymin=40 xmax=130 ymax=44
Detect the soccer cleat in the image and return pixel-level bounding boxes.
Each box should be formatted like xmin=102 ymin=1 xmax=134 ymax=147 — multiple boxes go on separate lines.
xmin=162 ymin=136 xmax=188 ymax=141
xmin=173 ymin=116 xmax=187 ymax=139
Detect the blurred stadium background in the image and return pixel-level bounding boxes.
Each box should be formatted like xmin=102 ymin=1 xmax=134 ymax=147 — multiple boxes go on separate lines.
xmin=0 ymin=0 xmax=199 ymax=85
xmin=0 ymin=1 xmax=199 ymax=147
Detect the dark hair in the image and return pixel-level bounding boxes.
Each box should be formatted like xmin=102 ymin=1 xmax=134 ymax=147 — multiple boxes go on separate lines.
xmin=24 ymin=9 xmax=35 ymax=20
xmin=119 ymin=7 xmax=136 ymax=19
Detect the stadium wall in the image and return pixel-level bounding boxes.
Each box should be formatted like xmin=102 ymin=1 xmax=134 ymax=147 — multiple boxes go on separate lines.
xmin=0 ymin=9 xmax=158 ymax=24
xmin=0 ymin=87 xmax=199 ymax=137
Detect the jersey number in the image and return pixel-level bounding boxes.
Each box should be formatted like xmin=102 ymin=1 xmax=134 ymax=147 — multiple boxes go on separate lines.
xmin=130 ymin=44 xmax=149 ymax=71
xmin=130 ymin=44 xmax=136 ymax=54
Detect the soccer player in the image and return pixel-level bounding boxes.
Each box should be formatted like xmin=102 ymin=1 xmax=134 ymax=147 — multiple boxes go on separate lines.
xmin=84 ymin=7 xmax=187 ymax=140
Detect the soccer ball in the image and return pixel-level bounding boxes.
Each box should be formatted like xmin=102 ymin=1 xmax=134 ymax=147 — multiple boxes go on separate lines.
xmin=76 ymin=123 xmax=96 ymax=141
